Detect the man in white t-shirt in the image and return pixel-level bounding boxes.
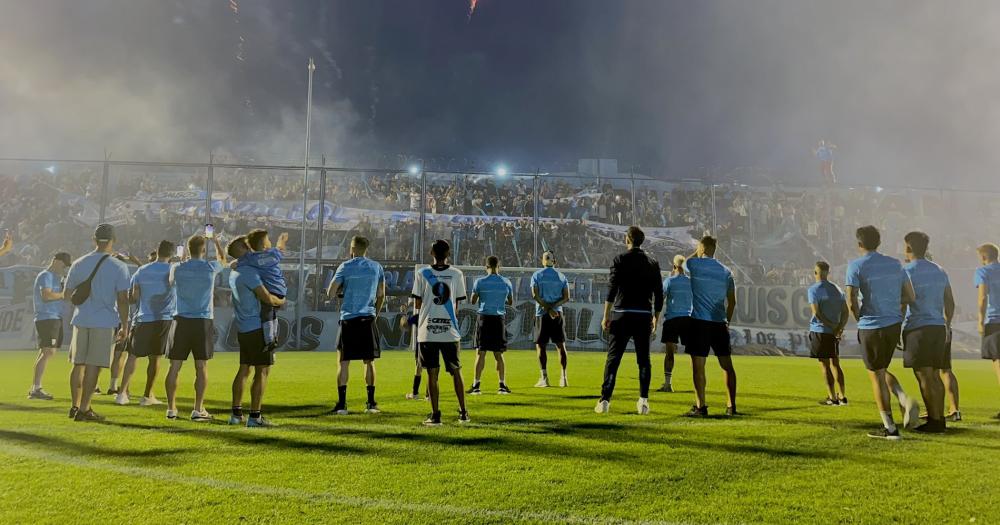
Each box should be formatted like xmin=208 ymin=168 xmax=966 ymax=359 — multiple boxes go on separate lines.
xmin=411 ymin=240 xmax=469 ymax=426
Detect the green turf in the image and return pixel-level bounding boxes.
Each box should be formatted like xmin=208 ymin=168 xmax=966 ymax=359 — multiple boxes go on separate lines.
xmin=1 ymin=350 xmax=999 ymax=524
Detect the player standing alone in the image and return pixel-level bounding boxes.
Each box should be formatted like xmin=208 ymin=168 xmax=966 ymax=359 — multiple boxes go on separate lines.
xmin=974 ymin=243 xmax=1000 ymax=420
xmin=657 ymin=255 xmax=692 ymax=393
xmin=531 ymin=251 xmax=570 ymax=388
xmin=683 ymin=236 xmax=739 ymax=417
xmin=846 ymin=225 xmax=916 ymax=440
xmin=28 ymin=252 xmax=72 ymax=400
xmin=595 ymin=226 xmax=663 ymax=415
xmin=328 ymin=236 xmax=386 ymax=415
xmin=807 ymin=261 xmax=848 ymax=406
xmin=412 ymin=240 xmax=469 ymax=426
xmin=468 ymin=256 xmax=514 ymax=395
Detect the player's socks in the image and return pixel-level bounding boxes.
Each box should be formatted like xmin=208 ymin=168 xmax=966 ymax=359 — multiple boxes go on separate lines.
xmin=32 ymin=383 xmax=41 ymax=391
xmin=109 ymin=378 xmax=118 ymax=391
xmin=337 ymin=385 xmax=347 ymax=407
xmin=664 ymin=372 xmax=672 ymax=388
xmin=880 ymin=411 xmax=898 ymax=433
xmin=366 ymin=385 xmax=376 ymax=405
xmin=540 ymin=369 xmax=548 ymax=380
xmin=232 ymin=406 xmax=243 ymax=418
xmin=249 ymin=410 xmax=261 ymax=420
xmin=411 ymin=375 xmax=421 ymax=396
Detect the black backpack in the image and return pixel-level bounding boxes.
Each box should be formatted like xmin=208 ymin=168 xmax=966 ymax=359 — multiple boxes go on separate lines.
xmin=70 ymin=254 xmax=111 ymax=306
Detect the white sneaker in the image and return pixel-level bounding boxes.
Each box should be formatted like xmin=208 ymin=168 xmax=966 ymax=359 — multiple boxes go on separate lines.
xmin=903 ymin=399 xmax=921 ymax=429
xmin=165 ymin=409 xmax=178 ymax=420
xmin=405 ymin=392 xmax=423 ymax=400
xmin=534 ymin=377 xmax=550 ymax=388
xmin=594 ymin=399 xmax=610 ymax=414
xmin=228 ymin=414 xmax=245 ymax=425
xmin=559 ymin=376 xmax=568 ymax=387
xmin=637 ymin=398 xmax=650 ymax=415
xmin=191 ymin=409 xmax=213 ymax=422
xmin=114 ymin=392 xmax=130 ymax=406
xmin=139 ymin=396 xmax=163 ymax=407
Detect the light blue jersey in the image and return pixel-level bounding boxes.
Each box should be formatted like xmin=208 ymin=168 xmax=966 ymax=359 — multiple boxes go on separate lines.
xmin=904 ymin=259 xmax=949 ymax=331
xmin=530 ymin=267 xmax=569 ymax=317
xmin=230 ymin=266 xmax=263 ymax=333
xmin=662 ymin=274 xmax=693 ymax=320
xmin=174 ymin=259 xmax=224 ymax=319
xmin=331 ymin=256 xmax=385 ymax=320
xmin=65 ymin=251 xmax=131 ymax=329
xmin=240 ymin=248 xmax=286 ymax=297
xmin=685 ymin=257 xmax=735 ymax=323
xmin=131 ymin=261 xmax=176 ymax=323
xmin=845 ymin=251 xmax=908 ymax=330
xmin=807 ymin=280 xmax=845 ymax=334
xmin=473 ymin=274 xmax=513 ymax=316
xmin=33 ymin=270 xmax=64 ymax=321
xmin=975 ymin=262 xmax=1000 ymax=325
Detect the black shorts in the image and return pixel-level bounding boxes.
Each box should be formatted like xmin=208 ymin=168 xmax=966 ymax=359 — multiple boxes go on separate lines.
xmin=418 ymin=342 xmax=461 ymax=372
xmin=983 ymin=323 xmax=1000 ymax=360
xmin=903 ymin=325 xmax=948 ymax=369
xmin=858 ymin=323 xmax=901 ymax=371
xmin=660 ymin=316 xmax=691 ymax=345
xmin=131 ymin=320 xmax=175 ymax=358
xmin=337 ymin=316 xmax=380 ymax=361
xmin=534 ymin=314 xmax=566 ymax=346
xmin=476 ymin=315 xmax=507 ymax=352
xmin=35 ymin=319 xmax=63 ymax=349
xmin=237 ymin=329 xmax=274 ymax=367
xmin=808 ymin=332 xmax=840 ymax=359
xmin=169 ymin=317 xmax=215 ymax=361
xmin=685 ymin=319 xmax=732 ymax=357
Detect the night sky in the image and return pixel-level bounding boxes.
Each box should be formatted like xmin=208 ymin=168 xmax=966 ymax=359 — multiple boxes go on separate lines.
xmin=2 ymin=0 xmax=999 ymax=188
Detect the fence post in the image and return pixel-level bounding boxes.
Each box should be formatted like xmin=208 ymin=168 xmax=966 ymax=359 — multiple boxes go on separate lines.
xmin=313 ymin=155 xmax=327 ymax=311
xmin=418 ymin=169 xmax=426 ymax=264
xmin=710 ymin=183 xmax=718 ymax=234
xmin=533 ymin=169 xmax=540 ymax=261
xmin=99 ymin=151 xmax=110 ymax=224
xmin=205 ymin=153 xmax=214 ymax=227
xmin=630 ymin=167 xmax=637 ymax=226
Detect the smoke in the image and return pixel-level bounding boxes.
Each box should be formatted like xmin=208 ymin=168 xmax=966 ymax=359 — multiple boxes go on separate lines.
xmin=0 ymin=0 xmax=366 ymax=164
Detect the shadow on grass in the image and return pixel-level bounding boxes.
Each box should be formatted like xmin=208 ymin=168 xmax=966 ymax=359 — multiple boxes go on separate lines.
xmin=0 ymin=429 xmax=186 ymax=463
xmin=0 ymin=402 xmax=66 ymax=414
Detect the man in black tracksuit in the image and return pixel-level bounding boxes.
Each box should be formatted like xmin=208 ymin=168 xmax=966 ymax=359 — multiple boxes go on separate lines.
xmin=595 ymin=226 xmax=664 ymax=415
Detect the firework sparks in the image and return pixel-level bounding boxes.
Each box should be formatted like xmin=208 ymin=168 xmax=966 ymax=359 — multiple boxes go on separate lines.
xmin=468 ymin=0 xmax=478 ymax=20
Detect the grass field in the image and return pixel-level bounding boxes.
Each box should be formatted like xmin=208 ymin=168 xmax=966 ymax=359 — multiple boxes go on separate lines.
xmin=1 ymin=350 xmax=999 ymax=524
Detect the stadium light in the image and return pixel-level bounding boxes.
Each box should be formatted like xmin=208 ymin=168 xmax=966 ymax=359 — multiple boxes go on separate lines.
xmin=408 ymin=165 xmax=421 ymax=175
xmin=495 ymin=165 xmax=508 ymax=177
xmin=45 ymin=165 xmax=56 ymax=174
xmin=875 ymin=186 xmax=884 ymax=193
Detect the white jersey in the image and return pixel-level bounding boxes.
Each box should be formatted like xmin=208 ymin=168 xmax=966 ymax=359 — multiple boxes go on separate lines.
xmin=411 ymin=264 xmax=467 ymax=343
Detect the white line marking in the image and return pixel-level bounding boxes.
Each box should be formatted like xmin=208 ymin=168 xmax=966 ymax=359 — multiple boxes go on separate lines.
xmin=0 ymin=443 xmax=684 ymax=525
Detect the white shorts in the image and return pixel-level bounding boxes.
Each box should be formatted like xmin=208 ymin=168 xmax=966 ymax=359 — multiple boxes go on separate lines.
xmin=70 ymin=327 xmax=116 ymax=368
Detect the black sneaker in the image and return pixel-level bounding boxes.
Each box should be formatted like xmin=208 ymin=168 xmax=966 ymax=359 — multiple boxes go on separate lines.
xmin=946 ymin=411 xmax=962 ymax=422
xmin=329 ymin=403 xmax=348 ymax=416
xmin=725 ymin=407 xmax=740 ymax=417
xmin=28 ymin=388 xmax=54 ymax=400
xmin=364 ymin=402 xmax=381 ymax=414
xmin=866 ymin=427 xmax=902 ymax=440
xmin=683 ymin=405 xmax=708 ymax=418
xmin=106 ymin=388 xmax=119 ymax=396
xmin=838 ymin=397 xmax=848 ymax=406
xmin=819 ymin=398 xmax=839 ymax=406
xmin=94 ymin=386 xmax=102 ymax=394
xmin=74 ymin=409 xmax=106 ymax=422
xmin=423 ymin=412 xmax=442 ymax=426
xmin=497 ymin=383 xmax=511 ymax=395
xmin=466 ymin=383 xmax=481 ymax=395
xmin=457 ymin=410 xmax=470 ymax=424
xmin=914 ymin=419 xmax=946 ymax=434
xmin=657 ymin=383 xmax=674 ymax=393
xmin=68 ymin=406 xmax=79 ymax=419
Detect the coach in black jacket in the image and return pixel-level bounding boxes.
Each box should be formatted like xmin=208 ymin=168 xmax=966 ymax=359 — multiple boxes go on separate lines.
xmin=595 ymin=226 xmax=664 ymax=415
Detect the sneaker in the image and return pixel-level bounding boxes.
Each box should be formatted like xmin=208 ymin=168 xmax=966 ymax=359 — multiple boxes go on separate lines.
xmin=497 ymin=383 xmax=511 ymax=395
xmin=725 ymin=407 xmax=740 ymax=417
xmin=191 ymin=410 xmax=213 ymax=422
xmin=423 ymin=412 xmax=442 ymax=426
xmin=228 ymin=414 xmax=245 ymax=425
xmin=819 ymin=397 xmax=840 ymax=406
xmin=94 ymin=386 xmax=102 ymax=394
xmin=656 ymin=384 xmax=673 ymax=393
xmin=867 ymin=426 xmax=902 ymax=440
xmin=68 ymin=406 xmax=79 ymax=419
xmin=534 ymin=377 xmax=550 ymax=388
xmin=559 ymin=376 xmax=568 ymax=387
xmin=946 ymin=411 xmax=962 ymax=422
xmin=838 ymin=397 xmax=848 ymax=406
xmin=405 ymin=392 xmax=424 ymax=401
xmin=74 ymin=409 xmax=105 ymax=422
xmin=594 ymin=399 xmax=610 ymax=414
xmin=330 ymin=403 xmax=348 ymax=416
xmin=105 ymin=388 xmax=119 ymax=396
xmin=902 ymin=399 xmax=921 ymax=430
xmin=467 ymin=384 xmax=481 ymax=395
xmin=114 ymin=392 xmax=130 ymax=406
xmin=683 ymin=405 xmax=708 ymax=418
xmin=457 ymin=410 xmax=470 ymax=424
xmin=636 ymin=398 xmax=650 ymax=415
xmin=166 ymin=409 xmax=178 ymax=420
xmin=246 ymin=416 xmax=273 ymax=428
xmin=364 ymin=402 xmax=381 ymax=414
xmin=28 ymin=388 xmax=54 ymax=400
xmin=914 ymin=419 xmax=946 ymax=434
xmin=139 ymin=396 xmax=164 ymax=407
